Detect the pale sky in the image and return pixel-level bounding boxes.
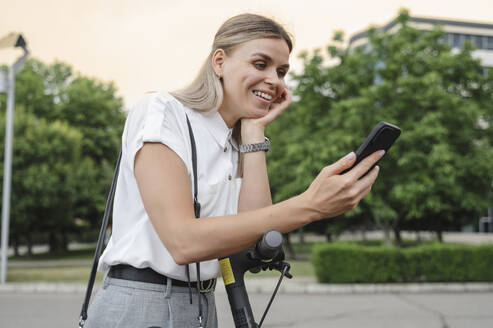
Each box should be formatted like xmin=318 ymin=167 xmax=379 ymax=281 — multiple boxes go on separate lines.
xmin=1 ymin=0 xmax=493 ymax=109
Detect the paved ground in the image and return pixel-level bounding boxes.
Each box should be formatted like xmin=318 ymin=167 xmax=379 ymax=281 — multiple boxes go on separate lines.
xmin=2 ymin=278 xmax=493 ymax=328
xmin=2 ymin=290 xmax=493 ymax=327
xmin=3 ymin=233 xmax=492 ymax=327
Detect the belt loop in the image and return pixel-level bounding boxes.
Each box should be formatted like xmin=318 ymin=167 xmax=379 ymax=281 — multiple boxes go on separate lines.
xmin=165 ymin=277 xmax=174 ymax=328
xmin=103 ymin=271 xmax=110 ymax=289
xmin=165 ymin=276 xmax=173 ymax=298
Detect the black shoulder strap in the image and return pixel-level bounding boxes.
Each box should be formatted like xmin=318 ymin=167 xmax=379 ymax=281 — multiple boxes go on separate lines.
xmin=79 ymin=150 xmax=122 ymax=328
xmin=185 ymin=115 xmax=204 ymax=326
xmin=186 ymin=115 xmax=201 ymax=218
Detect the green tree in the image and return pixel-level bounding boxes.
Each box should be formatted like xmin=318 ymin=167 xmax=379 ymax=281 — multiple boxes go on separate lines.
xmin=55 ymin=76 xmax=125 ymax=163
xmin=0 ymin=58 xmax=125 ymax=253
xmin=0 ymin=109 xmax=89 ymax=252
xmin=54 ymin=76 xmax=125 ymax=222
xmin=0 ymin=59 xmax=73 ymax=119
xmin=268 ymin=9 xmax=493 ymax=245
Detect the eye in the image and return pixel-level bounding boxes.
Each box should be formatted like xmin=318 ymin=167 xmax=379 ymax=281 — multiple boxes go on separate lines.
xmin=277 ymin=69 xmax=287 ymax=78
xmin=254 ymin=61 xmax=266 ymax=70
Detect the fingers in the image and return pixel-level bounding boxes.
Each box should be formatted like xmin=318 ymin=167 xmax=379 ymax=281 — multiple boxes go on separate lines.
xmin=357 ymin=165 xmax=379 ymax=196
xmin=322 ymin=152 xmax=356 ymax=176
xmin=274 ymin=88 xmax=288 ymax=104
xmin=269 ymin=88 xmax=291 ymax=115
xmin=307 ymin=154 xmax=380 ymax=220
xmin=348 ymin=165 xmax=379 ymax=210
xmin=347 ymin=150 xmax=385 ymax=181
xmin=262 ymin=89 xmax=291 ymax=124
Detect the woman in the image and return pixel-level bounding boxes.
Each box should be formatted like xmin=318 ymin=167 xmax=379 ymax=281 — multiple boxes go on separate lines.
xmin=85 ymin=13 xmax=383 ymax=328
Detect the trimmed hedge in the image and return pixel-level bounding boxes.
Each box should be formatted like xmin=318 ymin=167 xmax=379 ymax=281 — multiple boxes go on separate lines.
xmin=312 ymin=242 xmax=493 ymax=283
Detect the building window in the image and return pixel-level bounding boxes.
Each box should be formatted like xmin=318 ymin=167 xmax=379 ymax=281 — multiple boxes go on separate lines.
xmin=473 ymin=35 xmax=484 ymax=49
xmin=440 ymin=33 xmax=450 ymax=45
xmin=450 ymin=34 xmax=493 ymax=50
xmin=463 ymin=34 xmax=482 ymax=49
xmin=488 ymin=36 xmax=493 ymax=50
xmin=452 ymin=33 xmax=462 ymax=48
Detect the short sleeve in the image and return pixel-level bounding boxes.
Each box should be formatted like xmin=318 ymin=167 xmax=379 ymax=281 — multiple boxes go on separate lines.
xmin=125 ymin=92 xmax=191 ymax=176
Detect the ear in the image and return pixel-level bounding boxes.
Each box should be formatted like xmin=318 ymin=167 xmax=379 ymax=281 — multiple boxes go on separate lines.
xmin=211 ymin=49 xmax=226 ymax=77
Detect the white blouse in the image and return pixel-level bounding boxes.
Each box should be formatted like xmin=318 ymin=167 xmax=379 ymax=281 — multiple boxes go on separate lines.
xmin=98 ymin=92 xmax=242 ymax=281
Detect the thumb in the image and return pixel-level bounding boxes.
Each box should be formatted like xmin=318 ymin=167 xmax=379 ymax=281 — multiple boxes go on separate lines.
xmin=325 ymin=152 xmax=356 ymax=176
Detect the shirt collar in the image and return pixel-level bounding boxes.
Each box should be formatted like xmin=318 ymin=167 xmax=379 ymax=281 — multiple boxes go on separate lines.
xmin=200 ymin=111 xmax=235 ymax=150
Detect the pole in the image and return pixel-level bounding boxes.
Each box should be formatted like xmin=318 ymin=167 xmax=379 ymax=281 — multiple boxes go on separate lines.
xmin=0 ymin=49 xmax=28 ymax=284
xmin=0 ymin=66 xmax=15 ymax=284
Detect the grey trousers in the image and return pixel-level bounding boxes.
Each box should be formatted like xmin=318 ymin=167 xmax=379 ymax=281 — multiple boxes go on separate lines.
xmin=84 ymin=275 xmax=218 ymax=328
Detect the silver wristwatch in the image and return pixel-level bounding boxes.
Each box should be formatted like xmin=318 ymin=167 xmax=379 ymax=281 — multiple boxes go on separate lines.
xmin=239 ymin=137 xmax=270 ymax=153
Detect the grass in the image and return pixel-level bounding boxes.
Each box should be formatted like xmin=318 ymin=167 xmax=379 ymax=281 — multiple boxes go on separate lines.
xmin=7 ymin=266 xmax=105 ymax=283
xmin=8 ymin=246 xmax=100 ymax=282
xmin=7 ymin=246 xmax=314 ymax=282
xmin=9 ymin=247 xmax=96 ymax=261
xmin=6 ymin=260 xmax=314 ymax=283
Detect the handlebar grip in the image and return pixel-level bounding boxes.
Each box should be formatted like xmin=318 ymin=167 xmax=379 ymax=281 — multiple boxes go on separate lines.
xmin=256 ymin=230 xmax=283 ymax=260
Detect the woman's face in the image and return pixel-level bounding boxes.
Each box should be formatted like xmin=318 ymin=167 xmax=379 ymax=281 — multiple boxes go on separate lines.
xmin=215 ymin=38 xmax=290 ymax=126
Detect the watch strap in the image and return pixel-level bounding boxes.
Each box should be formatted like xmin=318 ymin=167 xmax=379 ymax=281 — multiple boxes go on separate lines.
xmin=239 ymin=137 xmax=270 ymax=153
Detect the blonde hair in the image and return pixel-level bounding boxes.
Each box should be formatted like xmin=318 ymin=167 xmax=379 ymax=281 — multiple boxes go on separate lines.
xmin=170 ymin=13 xmax=293 ymax=113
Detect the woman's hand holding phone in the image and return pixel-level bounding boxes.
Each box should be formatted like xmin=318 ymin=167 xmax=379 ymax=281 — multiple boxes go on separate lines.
xmin=302 ymin=150 xmax=384 ymax=221
xmin=302 ymin=121 xmax=400 ymax=221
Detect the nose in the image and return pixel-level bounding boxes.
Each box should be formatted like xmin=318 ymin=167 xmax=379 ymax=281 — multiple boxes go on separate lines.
xmin=264 ymin=69 xmax=282 ymax=93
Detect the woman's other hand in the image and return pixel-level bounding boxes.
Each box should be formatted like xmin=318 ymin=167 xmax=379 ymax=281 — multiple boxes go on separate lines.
xmin=241 ymin=87 xmax=291 ymax=143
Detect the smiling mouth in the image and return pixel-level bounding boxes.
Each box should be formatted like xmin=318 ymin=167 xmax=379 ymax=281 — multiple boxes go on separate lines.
xmin=252 ymin=90 xmax=273 ymax=101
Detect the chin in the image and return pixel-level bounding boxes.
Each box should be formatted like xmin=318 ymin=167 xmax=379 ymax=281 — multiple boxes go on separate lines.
xmin=245 ymin=108 xmax=269 ymax=119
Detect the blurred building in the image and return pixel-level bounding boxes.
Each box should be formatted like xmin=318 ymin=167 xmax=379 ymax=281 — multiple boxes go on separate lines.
xmin=349 ymin=16 xmax=493 ymax=71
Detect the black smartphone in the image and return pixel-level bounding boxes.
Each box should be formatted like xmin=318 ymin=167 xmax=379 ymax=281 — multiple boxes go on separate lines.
xmin=341 ymin=121 xmax=401 ymax=177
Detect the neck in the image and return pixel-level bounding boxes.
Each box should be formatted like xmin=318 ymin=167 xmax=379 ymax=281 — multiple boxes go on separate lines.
xmin=218 ymin=103 xmax=239 ymax=128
